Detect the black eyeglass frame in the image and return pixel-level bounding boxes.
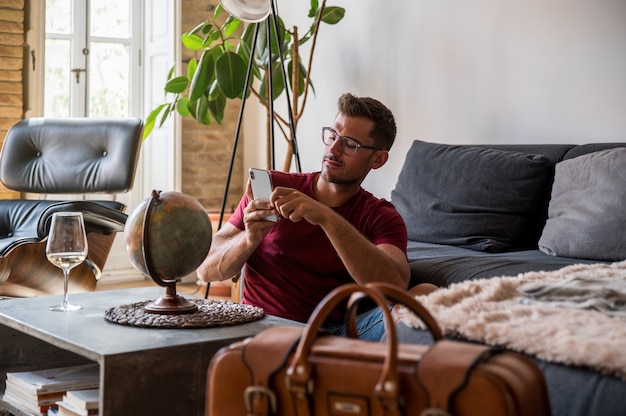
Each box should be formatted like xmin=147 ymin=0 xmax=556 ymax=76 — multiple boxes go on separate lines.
xmin=321 ymin=127 xmax=386 ymax=155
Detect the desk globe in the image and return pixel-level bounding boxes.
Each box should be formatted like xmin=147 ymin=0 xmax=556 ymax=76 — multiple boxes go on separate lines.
xmin=125 ymin=190 xmax=212 ymax=314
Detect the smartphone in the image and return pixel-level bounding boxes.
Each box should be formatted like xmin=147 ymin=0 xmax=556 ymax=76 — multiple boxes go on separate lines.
xmin=249 ymin=168 xmax=278 ymax=222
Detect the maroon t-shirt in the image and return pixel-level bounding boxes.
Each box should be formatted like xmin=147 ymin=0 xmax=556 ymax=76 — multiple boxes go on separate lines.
xmin=229 ymin=171 xmax=408 ymax=323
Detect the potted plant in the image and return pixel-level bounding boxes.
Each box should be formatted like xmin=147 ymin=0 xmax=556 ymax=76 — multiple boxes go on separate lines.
xmin=144 ymin=0 xmax=345 ymax=172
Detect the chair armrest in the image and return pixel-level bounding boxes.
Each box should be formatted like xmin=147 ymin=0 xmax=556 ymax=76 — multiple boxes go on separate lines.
xmin=37 ymin=200 xmax=128 ymax=239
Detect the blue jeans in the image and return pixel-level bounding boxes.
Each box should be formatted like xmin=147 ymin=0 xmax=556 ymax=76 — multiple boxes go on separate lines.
xmin=322 ymin=307 xmax=386 ymax=341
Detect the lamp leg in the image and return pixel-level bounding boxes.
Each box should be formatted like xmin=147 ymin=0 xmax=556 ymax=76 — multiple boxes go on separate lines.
xmin=267 ymin=17 xmax=276 ymax=170
xmin=269 ymin=0 xmax=301 ymax=172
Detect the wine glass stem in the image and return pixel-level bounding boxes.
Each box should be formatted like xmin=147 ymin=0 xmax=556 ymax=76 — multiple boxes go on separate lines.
xmin=62 ymin=268 xmax=70 ymax=307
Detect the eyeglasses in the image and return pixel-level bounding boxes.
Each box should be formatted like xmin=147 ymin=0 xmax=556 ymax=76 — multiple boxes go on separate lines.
xmin=321 ymin=127 xmax=385 ymax=156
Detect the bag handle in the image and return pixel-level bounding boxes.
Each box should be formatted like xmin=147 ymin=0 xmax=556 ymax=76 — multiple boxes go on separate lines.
xmin=287 ymin=284 xmax=399 ymax=416
xmin=287 ymin=283 xmax=444 ymax=415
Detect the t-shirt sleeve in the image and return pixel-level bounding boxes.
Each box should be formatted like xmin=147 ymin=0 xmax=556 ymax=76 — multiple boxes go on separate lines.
xmin=370 ymin=206 xmax=408 ymax=254
xmin=228 ymin=194 xmax=248 ymax=230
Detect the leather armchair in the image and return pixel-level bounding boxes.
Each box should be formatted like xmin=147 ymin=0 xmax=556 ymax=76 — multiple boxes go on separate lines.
xmin=0 ymin=117 xmax=143 ymax=297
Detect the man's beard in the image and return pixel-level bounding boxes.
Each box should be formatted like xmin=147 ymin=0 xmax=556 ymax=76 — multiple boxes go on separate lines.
xmin=320 ymin=155 xmax=362 ymax=186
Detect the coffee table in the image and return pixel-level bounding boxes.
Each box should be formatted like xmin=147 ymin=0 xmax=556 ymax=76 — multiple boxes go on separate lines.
xmin=0 ymin=287 xmax=300 ymax=415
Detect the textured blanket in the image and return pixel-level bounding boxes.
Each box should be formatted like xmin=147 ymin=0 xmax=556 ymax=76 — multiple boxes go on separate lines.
xmin=400 ymin=261 xmax=626 ymax=380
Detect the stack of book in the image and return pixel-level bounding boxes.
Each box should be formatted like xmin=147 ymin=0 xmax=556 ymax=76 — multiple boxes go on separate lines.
xmin=57 ymin=388 xmax=99 ymax=416
xmin=2 ymin=363 xmax=99 ymax=416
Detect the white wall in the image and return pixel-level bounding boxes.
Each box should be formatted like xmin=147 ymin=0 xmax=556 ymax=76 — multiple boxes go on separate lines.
xmin=244 ymin=0 xmax=626 ymax=200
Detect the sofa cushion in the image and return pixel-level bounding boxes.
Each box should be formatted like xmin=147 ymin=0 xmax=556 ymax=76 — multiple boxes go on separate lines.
xmin=538 ymin=147 xmax=626 ymax=261
xmin=391 ymin=140 xmax=552 ymax=252
xmin=405 ymin=241 xmax=602 ymax=287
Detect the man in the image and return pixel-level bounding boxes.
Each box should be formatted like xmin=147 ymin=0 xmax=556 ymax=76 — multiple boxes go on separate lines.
xmin=197 ymin=93 xmax=410 ymax=340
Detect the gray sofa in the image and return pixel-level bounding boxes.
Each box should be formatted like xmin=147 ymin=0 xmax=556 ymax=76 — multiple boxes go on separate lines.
xmin=389 ymin=140 xmax=626 ymax=415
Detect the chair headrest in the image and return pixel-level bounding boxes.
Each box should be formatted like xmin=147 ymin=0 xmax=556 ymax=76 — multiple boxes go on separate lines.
xmin=0 ymin=117 xmax=143 ymax=194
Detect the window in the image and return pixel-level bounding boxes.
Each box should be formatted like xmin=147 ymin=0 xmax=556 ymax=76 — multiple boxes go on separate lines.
xmin=42 ymin=0 xmax=141 ymax=117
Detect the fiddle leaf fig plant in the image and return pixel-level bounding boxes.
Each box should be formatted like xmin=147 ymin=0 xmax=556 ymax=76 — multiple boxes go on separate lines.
xmin=144 ymin=0 xmax=345 ymax=171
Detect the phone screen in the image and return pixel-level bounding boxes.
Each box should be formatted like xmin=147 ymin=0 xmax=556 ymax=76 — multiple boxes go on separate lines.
xmin=249 ymin=168 xmax=278 ymax=222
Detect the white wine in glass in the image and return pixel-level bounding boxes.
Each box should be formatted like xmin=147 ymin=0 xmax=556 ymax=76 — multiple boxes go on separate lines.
xmin=46 ymin=212 xmax=88 ymax=312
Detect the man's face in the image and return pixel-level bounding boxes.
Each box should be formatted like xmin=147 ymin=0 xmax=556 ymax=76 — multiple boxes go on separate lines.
xmin=320 ymin=114 xmax=384 ymax=186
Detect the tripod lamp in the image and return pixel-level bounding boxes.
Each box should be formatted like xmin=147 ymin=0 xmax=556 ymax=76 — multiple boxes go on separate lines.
xmin=205 ymin=0 xmax=302 ymax=299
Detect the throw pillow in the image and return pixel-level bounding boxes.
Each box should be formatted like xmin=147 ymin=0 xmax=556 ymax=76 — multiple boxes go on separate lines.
xmin=538 ymin=147 xmax=626 ymax=261
xmin=391 ymin=140 xmax=551 ymax=252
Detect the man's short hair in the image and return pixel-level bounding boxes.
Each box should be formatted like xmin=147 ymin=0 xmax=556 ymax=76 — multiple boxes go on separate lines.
xmin=337 ymin=93 xmax=397 ymax=151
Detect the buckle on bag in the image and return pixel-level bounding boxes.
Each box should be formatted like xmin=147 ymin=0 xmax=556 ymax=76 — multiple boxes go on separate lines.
xmin=244 ymin=386 xmax=278 ymax=414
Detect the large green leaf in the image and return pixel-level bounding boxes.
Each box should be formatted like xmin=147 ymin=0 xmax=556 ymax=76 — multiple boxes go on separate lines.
xmin=176 ymin=98 xmax=190 ymax=116
xmin=215 ymin=52 xmax=247 ymax=99
xmin=208 ymin=94 xmax=226 ymax=124
xmin=160 ymin=103 xmax=175 ymax=126
xmin=200 ymin=22 xmax=214 ymax=35
xmin=259 ymin=61 xmax=285 ymax=101
xmin=238 ymin=24 xmax=262 ymax=81
xmin=203 ymin=29 xmax=221 ymax=48
xmin=308 ymin=0 xmax=319 ymax=18
xmin=195 ymin=94 xmax=210 ymax=125
xmin=211 ymin=46 xmax=224 ymax=62
xmin=181 ymin=32 xmax=204 ymax=50
xmin=241 ymin=22 xmax=256 ymax=44
xmin=187 ymin=58 xmax=197 ymax=80
xmin=143 ymin=104 xmax=167 ymax=139
xmin=321 ymin=7 xmax=345 ymax=24
xmin=189 ymin=50 xmax=215 ymax=101
xmin=190 ymin=22 xmax=206 ymax=35
xmin=224 ymin=17 xmax=242 ymax=37
xmin=208 ymin=79 xmax=221 ymax=101
xmin=255 ymin=17 xmax=290 ymax=68
xmin=164 ymin=76 xmax=189 ymax=94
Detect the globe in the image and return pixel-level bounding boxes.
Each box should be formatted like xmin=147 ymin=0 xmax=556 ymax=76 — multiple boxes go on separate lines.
xmin=125 ymin=190 xmax=213 ymax=282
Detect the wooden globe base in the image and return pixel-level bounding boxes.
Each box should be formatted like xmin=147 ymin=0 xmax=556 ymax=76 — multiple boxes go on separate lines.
xmin=144 ymin=285 xmax=198 ymax=315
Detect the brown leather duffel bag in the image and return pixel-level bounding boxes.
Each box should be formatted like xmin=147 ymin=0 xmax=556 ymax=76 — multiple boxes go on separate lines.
xmin=206 ymin=282 xmax=552 ymax=416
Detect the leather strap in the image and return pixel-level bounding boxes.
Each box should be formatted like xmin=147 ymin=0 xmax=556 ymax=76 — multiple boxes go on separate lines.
xmin=242 ymin=326 xmax=302 ymax=416
xmin=417 ymin=340 xmax=494 ymax=412
xmin=287 ymin=284 xmax=404 ymax=416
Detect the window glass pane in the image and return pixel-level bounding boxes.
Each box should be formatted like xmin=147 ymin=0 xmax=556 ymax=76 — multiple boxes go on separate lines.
xmin=45 ymin=0 xmax=72 ymax=34
xmin=89 ymin=42 xmax=129 ymax=117
xmin=44 ymin=39 xmax=71 ymax=117
xmin=90 ymin=0 xmax=130 ymax=38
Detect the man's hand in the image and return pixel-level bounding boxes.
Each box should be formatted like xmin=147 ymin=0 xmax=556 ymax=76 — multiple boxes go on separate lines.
xmin=242 ymin=180 xmax=277 ymax=244
xmin=270 ymin=186 xmax=329 ymax=225
xmin=271 ymin=185 xmax=410 ymax=289
xmin=197 ymin=180 xmax=278 ymax=283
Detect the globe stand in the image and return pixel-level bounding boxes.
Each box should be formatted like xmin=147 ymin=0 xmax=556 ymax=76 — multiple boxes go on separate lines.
xmin=144 ymin=285 xmax=198 ymax=314
xmin=141 ymin=190 xmax=198 ymax=315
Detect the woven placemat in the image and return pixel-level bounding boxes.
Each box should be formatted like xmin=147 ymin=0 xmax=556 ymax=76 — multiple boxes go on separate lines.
xmin=104 ymin=299 xmax=264 ymax=329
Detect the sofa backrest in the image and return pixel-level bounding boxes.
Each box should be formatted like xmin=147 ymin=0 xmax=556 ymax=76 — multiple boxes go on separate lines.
xmin=562 ymin=142 xmax=626 ymax=160
xmin=481 ymin=143 xmax=626 ymax=241
xmin=392 ymin=141 xmax=626 ymax=252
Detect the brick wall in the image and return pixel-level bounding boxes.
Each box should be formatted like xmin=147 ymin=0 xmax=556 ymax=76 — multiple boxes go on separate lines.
xmin=180 ymin=1 xmax=243 ymax=212
xmin=0 ymin=0 xmax=24 ymax=199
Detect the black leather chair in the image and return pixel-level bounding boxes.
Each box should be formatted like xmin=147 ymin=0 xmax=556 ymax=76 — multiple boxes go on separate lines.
xmin=0 ymin=117 xmax=143 ymax=297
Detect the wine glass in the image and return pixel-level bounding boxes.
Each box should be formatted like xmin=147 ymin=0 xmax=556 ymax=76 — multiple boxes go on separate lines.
xmin=46 ymin=212 xmax=88 ymax=312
